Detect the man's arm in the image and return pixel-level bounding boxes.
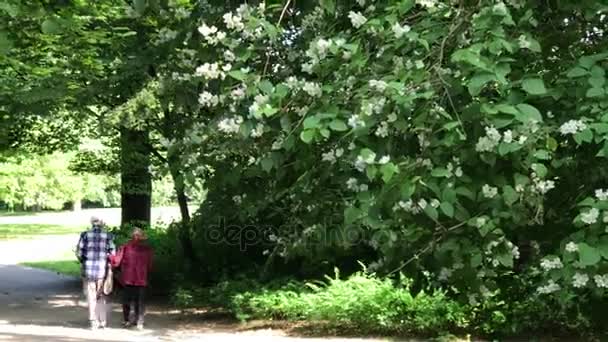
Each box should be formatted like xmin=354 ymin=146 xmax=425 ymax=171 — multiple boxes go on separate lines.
xmin=75 ymin=232 xmax=86 ymax=263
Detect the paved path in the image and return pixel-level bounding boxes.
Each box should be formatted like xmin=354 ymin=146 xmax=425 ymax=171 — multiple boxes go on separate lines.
xmin=0 ymin=234 xmax=399 ymax=341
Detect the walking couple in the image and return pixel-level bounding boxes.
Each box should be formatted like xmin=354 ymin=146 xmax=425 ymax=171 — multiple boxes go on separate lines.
xmin=76 ymin=217 xmax=154 ymax=331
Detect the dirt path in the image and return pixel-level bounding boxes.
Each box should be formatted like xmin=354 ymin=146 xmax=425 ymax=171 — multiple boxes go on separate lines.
xmin=0 ymin=235 xmax=398 ymax=342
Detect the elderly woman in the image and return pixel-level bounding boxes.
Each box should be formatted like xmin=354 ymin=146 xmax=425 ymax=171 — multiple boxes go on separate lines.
xmin=111 ymin=228 xmax=154 ymax=330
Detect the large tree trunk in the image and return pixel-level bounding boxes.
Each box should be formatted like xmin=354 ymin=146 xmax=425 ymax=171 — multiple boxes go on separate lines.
xmin=120 ymin=127 xmax=152 ymax=227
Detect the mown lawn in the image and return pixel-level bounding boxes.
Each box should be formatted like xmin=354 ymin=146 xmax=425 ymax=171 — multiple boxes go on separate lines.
xmin=22 ymin=259 xmax=81 ymax=277
xmin=0 ymin=223 xmax=81 ymax=240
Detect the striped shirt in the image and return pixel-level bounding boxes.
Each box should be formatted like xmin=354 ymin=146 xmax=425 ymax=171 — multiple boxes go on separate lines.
xmin=76 ymin=225 xmax=116 ymax=280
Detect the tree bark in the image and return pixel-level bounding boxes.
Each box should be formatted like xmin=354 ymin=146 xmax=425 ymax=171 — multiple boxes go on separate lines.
xmin=168 ymin=156 xmax=197 ymax=263
xmin=120 ymin=127 xmax=152 ymax=227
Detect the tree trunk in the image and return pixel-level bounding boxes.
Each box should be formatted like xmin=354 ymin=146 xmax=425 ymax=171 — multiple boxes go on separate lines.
xmin=120 ymin=127 xmax=152 ymax=227
xmin=168 ymin=157 xmax=197 ymax=263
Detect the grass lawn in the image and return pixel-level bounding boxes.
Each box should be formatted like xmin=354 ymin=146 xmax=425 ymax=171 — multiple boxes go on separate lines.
xmin=21 ymin=259 xmax=81 ymax=277
xmin=0 ymin=223 xmax=81 ymax=240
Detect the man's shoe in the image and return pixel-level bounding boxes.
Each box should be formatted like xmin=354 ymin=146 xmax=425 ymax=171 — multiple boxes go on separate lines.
xmin=89 ymin=320 xmax=99 ymax=330
xmin=99 ymin=321 xmax=107 ymax=329
xmin=121 ymin=321 xmax=133 ymax=328
xmin=136 ymin=323 xmax=144 ymax=331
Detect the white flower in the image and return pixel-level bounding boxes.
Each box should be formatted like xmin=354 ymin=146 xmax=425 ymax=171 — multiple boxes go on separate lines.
xmin=518 ymin=35 xmax=532 ymax=49
xmin=359 ymin=183 xmax=369 ymax=192
xmin=195 ymin=63 xmax=222 ymax=79
xmin=303 ymin=82 xmax=322 ymax=97
xmin=348 ymin=11 xmax=367 ymax=29
xmin=476 ymin=126 xmax=502 ymax=152
xmin=537 ymin=280 xmax=561 ymax=294
xmin=250 ymin=123 xmax=265 ymax=138
xmin=565 ymin=242 xmax=578 ymax=253
xmin=348 ymin=114 xmax=365 ymax=129
xmin=503 ymin=130 xmax=513 ymax=143
xmin=231 ymin=86 xmax=247 ymax=101
xmin=392 ymin=22 xmax=411 ymax=39
xmin=430 ymin=199 xmax=440 ymax=208
xmin=418 ymin=199 xmax=428 ymax=210
xmin=572 ymin=272 xmax=589 ymax=288
xmin=475 ymin=217 xmax=487 ymax=228
xmin=369 ymin=80 xmax=388 ymax=92
xmin=595 ymin=189 xmax=608 ymax=201
xmin=518 ymin=135 xmax=528 ymax=144
xmin=482 ymin=184 xmax=498 ymax=198
xmin=533 ymin=179 xmax=555 ymax=195
xmin=455 ymin=167 xmax=463 ymax=177
xmin=415 ymin=60 xmax=425 ymax=69
xmin=198 ymin=91 xmax=219 ymax=107
xmin=223 ymin=12 xmax=244 ymax=31
xmin=493 ymin=2 xmax=508 ymax=15
xmin=198 ymin=24 xmax=218 ymax=37
xmin=224 ymin=50 xmax=236 ymax=61
xmin=559 ymin=120 xmax=587 ymax=135
xmin=217 ymin=116 xmax=243 ymax=134
xmin=416 ymin=0 xmax=437 ymax=8
xmin=347 ymin=178 xmax=359 ymax=191
xmin=232 ymin=195 xmax=242 ymax=204
xmin=581 ymin=208 xmax=600 ymax=225
xmin=375 ymin=121 xmax=389 ymax=138
xmin=438 ymin=267 xmax=452 ymax=281
xmin=594 ymin=274 xmax=608 ymax=288
xmin=540 ymin=257 xmax=563 ymax=271
xmin=378 ymin=156 xmax=391 ymax=164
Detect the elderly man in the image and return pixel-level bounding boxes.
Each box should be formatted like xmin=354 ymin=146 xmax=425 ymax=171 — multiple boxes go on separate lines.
xmin=76 ymin=217 xmax=116 ymax=330
xmin=111 ymin=227 xmax=154 ymax=330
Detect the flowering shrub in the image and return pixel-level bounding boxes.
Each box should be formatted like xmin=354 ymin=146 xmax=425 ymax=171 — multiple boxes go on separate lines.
xmin=148 ymin=0 xmax=608 ymax=317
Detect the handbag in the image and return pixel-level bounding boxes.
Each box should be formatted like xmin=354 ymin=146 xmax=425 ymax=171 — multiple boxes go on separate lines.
xmin=102 ymin=264 xmax=113 ymax=296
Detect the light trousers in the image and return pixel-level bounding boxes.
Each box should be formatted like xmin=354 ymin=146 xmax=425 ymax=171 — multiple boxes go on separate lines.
xmin=83 ymin=279 xmax=108 ymax=323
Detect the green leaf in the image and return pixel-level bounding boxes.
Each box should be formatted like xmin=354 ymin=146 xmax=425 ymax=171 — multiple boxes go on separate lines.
xmin=320 ymin=128 xmax=331 ymax=138
xmin=366 ymin=165 xmax=377 ymax=181
xmin=261 ymin=157 xmax=273 ymax=172
xmin=401 ymin=182 xmax=416 ymax=198
xmin=134 ymin=0 xmax=146 ymax=14
xmin=424 ymin=205 xmax=438 ymax=221
xmin=360 ymin=148 xmax=376 ymax=161
xmin=303 ymin=116 xmax=320 ymax=129
xmin=586 ymin=87 xmax=605 ymax=98
xmin=588 ymin=76 xmax=606 ymax=89
xmin=345 ymin=207 xmax=361 ymax=225
xmin=495 ymin=104 xmax=519 ymax=115
xmin=228 ymin=70 xmax=246 ymax=81
xmin=522 ymin=78 xmax=547 ymax=95
xmin=468 ymin=73 xmax=496 ymax=96
xmin=329 ymin=120 xmax=348 ymax=132
xmin=578 ymin=243 xmax=601 ymax=267
xmin=41 ymin=19 xmax=61 ymax=34
xmin=258 ymin=80 xmax=274 ymax=94
xmin=546 ymin=137 xmax=558 ymax=151
xmin=263 ymin=106 xmax=279 ymax=117
xmin=567 ymin=67 xmax=588 ymax=78
xmin=531 ymin=163 xmax=547 ymax=178
xmin=300 ymin=130 xmax=315 ymax=143
xmin=0 ymin=32 xmax=12 ymax=55
xmin=574 ymin=129 xmax=593 ymax=145
xmin=534 ymin=150 xmax=551 ymax=160
xmin=503 ymin=185 xmax=518 ymax=206
xmin=598 ymin=237 xmax=608 ymax=260
xmin=497 ymin=253 xmax=514 ymax=268
xmin=455 ymin=187 xmax=475 ymax=200
xmin=319 ymin=0 xmax=336 ymax=13
xmin=515 ymin=103 xmax=543 ymax=123
xmin=380 ymin=163 xmax=398 ymax=183
xmin=431 ymin=168 xmax=451 ymax=178
xmin=471 ymin=253 xmax=483 ymax=267
xmin=440 ymin=202 xmax=454 ymax=218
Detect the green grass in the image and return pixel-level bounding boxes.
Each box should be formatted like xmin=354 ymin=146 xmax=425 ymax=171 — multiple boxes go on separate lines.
xmin=21 ymin=259 xmax=81 ymax=277
xmin=0 ymin=224 xmax=81 ymax=240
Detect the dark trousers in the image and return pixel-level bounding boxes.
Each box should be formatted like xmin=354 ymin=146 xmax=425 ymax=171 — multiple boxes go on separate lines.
xmin=122 ymin=285 xmax=146 ymax=324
